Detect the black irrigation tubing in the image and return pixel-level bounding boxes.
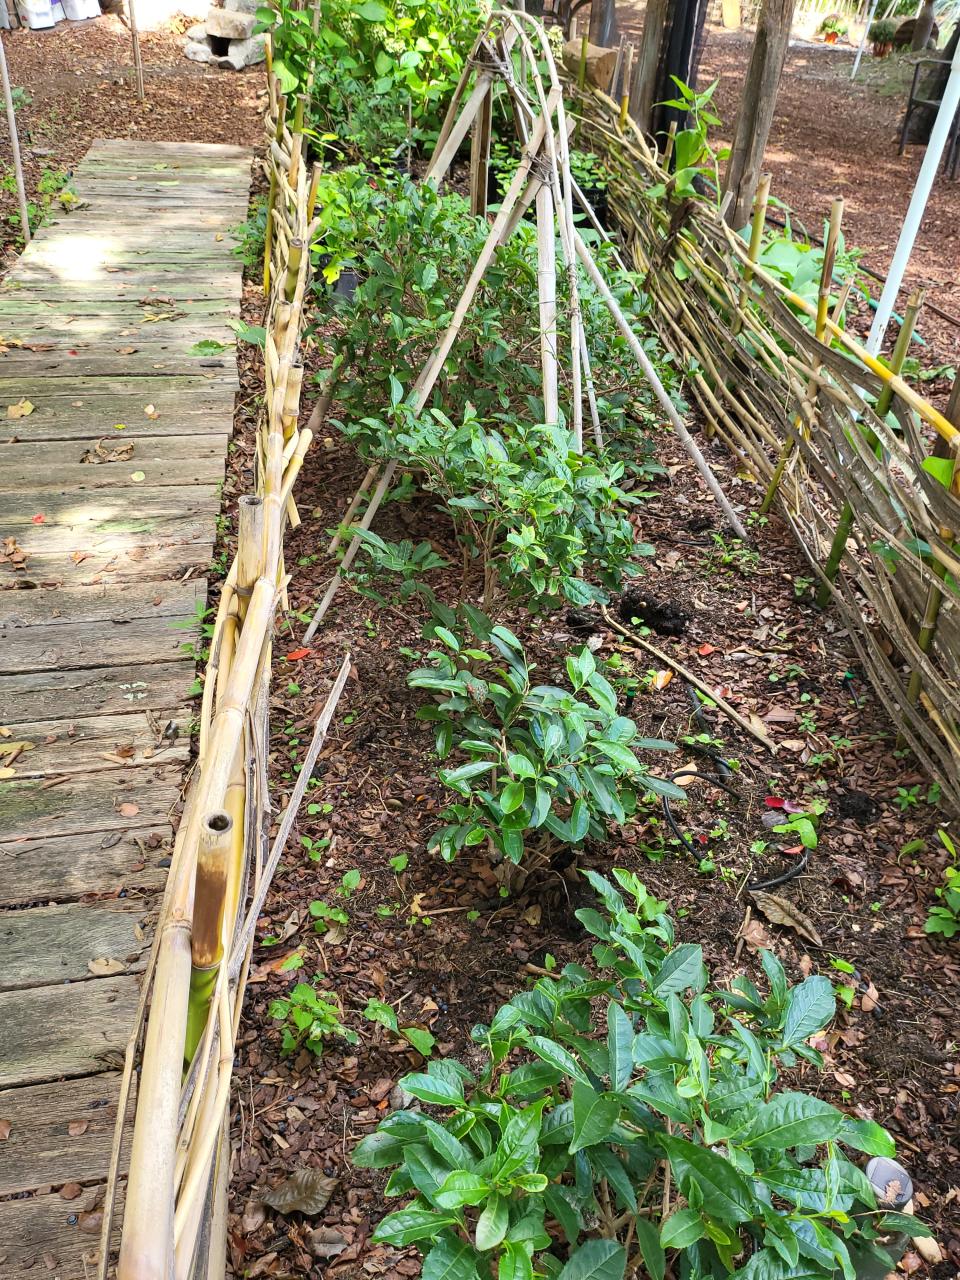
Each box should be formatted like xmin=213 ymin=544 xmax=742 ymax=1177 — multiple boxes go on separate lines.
xmin=661 ymin=681 xmax=810 ymax=892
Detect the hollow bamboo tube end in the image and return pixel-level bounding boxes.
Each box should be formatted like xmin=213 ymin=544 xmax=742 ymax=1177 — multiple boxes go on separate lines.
xmin=191 ymin=810 xmax=232 ymax=970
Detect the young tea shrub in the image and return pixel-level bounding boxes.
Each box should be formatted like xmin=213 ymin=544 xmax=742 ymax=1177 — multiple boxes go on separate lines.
xmin=268 ymin=978 xmax=356 ymax=1056
xmin=355 ymin=871 xmax=929 ymax=1280
xmin=409 ymin=623 xmax=682 ymax=865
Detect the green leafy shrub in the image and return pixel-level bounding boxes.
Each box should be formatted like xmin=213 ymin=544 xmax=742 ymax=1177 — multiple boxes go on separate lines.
xmin=231 ymin=197 xmax=268 ymax=270
xmin=409 ymin=623 xmax=682 ymax=865
xmin=269 ymin=977 xmax=356 ymax=1055
xmin=384 ymin=405 xmax=647 ymax=610
xmin=868 ymin=18 xmax=897 ymax=44
xmin=348 ymin=528 xmax=449 ymax=609
xmin=355 ymin=870 xmax=928 ymax=1280
xmin=925 ymin=829 xmax=960 ymax=939
xmin=256 ymin=0 xmax=482 ymax=157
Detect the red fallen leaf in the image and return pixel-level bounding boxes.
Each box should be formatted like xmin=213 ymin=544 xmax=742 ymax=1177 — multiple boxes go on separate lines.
xmin=285 ymin=647 xmax=312 ymax=661
xmin=32 ymin=513 xmax=45 ymax=524
xmin=764 ymin=796 xmax=787 ymax=808
xmin=68 ymin=350 xmax=78 ymax=356
xmin=783 ymin=800 xmax=807 ymax=813
xmin=697 ymin=643 xmax=717 ymax=656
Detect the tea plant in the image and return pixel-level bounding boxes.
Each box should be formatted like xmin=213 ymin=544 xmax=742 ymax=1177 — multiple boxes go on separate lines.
xmin=269 ymin=977 xmax=355 ymax=1056
xmin=356 ymin=870 xmax=925 ymax=1279
xmin=409 ymin=622 xmax=682 ymax=865
xmin=348 ymin=528 xmax=449 ymax=610
xmin=925 ymin=829 xmax=960 ymax=939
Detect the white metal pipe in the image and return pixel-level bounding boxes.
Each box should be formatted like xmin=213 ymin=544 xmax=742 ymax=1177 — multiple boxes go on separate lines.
xmin=0 ymin=35 xmax=30 ymax=245
xmin=866 ymin=38 xmax=960 ymax=352
xmin=851 ymin=0 xmax=880 ymax=78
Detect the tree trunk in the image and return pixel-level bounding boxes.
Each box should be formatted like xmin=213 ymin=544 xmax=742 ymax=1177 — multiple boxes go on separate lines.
xmin=722 ymin=0 xmax=795 ymax=229
xmin=911 ymin=0 xmax=936 ymax=50
xmin=589 ymin=0 xmax=618 ymax=48
xmin=632 ymin=0 xmax=669 ymax=132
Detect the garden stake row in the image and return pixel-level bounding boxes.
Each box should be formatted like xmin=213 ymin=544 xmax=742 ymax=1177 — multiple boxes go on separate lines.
xmin=568 ymin=76 xmax=960 ymax=809
xmin=302 ymin=9 xmax=745 ymax=642
xmin=102 ymin=30 xmax=347 ymax=1278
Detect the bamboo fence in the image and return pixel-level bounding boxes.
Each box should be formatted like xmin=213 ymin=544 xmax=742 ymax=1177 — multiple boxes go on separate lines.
xmin=568 ymin=80 xmax=960 ymax=810
xmin=99 ymin=40 xmax=350 ymax=1280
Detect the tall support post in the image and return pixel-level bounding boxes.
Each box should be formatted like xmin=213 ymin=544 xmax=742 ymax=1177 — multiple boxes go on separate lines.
xmin=127 ymin=0 xmax=145 ymax=101
xmin=0 ymin=36 xmax=31 ymax=244
xmin=469 ymin=86 xmax=493 ymax=218
xmin=722 ymin=0 xmax=795 ymax=229
xmin=865 ymin=37 xmax=960 ymax=353
xmin=816 ymin=290 xmax=922 ymax=607
xmin=851 ymin=0 xmax=880 ymax=78
xmin=632 ymin=0 xmax=669 ymax=132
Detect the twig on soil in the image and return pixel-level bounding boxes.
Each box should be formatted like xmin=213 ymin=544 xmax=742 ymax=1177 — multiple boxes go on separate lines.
xmin=600 ymin=606 xmax=776 ymax=754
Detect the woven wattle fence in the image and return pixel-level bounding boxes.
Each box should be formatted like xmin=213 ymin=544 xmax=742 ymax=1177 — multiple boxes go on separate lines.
xmin=570 ymin=82 xmax=960 ymax=812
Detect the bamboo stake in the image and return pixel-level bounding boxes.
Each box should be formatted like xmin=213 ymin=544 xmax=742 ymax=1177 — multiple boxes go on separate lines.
xmin=619 ymin=43 xmax=634 ymax=130
xmin=573 ymin=228 xmax=750 ymax=541
xmin=303 ymin=87 xmax=564 ymax=640
xmin=901 ymin=380 xmax=960 ymax=719
xmin=0 ymin=37 xmax=31 ymax=245
xmin=127 ymin=0 xmax=145 ymax=102
xmin=469 ymin=84 xmax=493 ymax=218
xmin=601 ymin=607 xmax=776 ymax=752
xmin=759 ymin=198 xmax=844 ymax=512
xmin=536 ymin=182 xmax=560 ymax=425
xmin=329 ymin=463 xmax=380 ymax=554
xmin=184 ymin=811 xmax=232 ymax=1064
xmin=578 ymin=31 xmax=589 ymax=90
xmin=816 ymin=290 xmax=922 ymax=606
xmin=731 ymin=172 xmax=770 ymax=339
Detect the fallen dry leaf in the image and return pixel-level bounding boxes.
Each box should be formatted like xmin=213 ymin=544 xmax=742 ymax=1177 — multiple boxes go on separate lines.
xmin=118 ymin=801 xmax=140 ymax=817
xmin=68 ymin=1119 xmax=89 ymax=1137
xmin=261 ymin=1168 xmax=339 ymax=1216
xmin=0 ymin=1118 xmax=10 ymax=1140
xmin=59 ymin=1182 xmax=82 ymax=1200
xmin=751 ymin=891 xmax=822 ymax=947
xmin=307 ymin=1226 xmax=349 ymax=1260
xmin=652 ymin=669 xmax=673 ymax=690
xmin=88 ymin=957 xmax=126 ymax=976
xmin=739 ymin=916 xmax=774 ymax=951
xmin=144 ymin=404 xmax=160 ymax=419
xmin=241 ymin=1198 xmax=266 ymax=1234
xmin=860 ymin=981 xmax=880 ymax=1013
xmin=7 ymin=398 xmax=34 ymax=418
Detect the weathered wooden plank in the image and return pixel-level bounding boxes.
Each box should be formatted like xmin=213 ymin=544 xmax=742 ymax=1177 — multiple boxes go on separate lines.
xmin=0 ymin=350 xmax=240 ymax=382
xmin=0 ymin=578 xmax=205 ymax=627
xmin=0 ymin=709 xmax=191 ymax=780
xmin=2 ymin=484 xmax=220 ymax=525
xmin=0 ymin=973 xmax=140 ymax=1087
xmin=5 ymin=405 xmax=234 ymax=442
xmin=0 ymin=766 xmax=182 ymax=843
xmin=0 ymin=902 xmax=149 ymax=992
xmin=0 ymin=1180 xmax=124 ymax=1278
xmin=1 ymin=538 xmax=214 ymax=587
xmin=0 ymin=823 xmax=172 ymax=907
xmin=0 ymin=612 xmax=199 ymax=676
xmin=0 ymin=1073 xmax=136 ymax=1196
xmin=0 ymin=450 xmax=226 ymax=491
xmin=0 ymin=661 xmax=192 ymax=724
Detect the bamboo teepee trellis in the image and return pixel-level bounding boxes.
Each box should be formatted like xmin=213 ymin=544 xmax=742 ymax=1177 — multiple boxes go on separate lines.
xmin=301 ymin=8 xmax=746 ymax=642
xmin=100 ymin=40 xmax=351 ymax=1280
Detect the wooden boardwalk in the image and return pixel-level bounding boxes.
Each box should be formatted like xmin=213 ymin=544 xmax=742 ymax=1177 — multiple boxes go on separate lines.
xmin=0 ymin=140 xmax=251 ymax=1277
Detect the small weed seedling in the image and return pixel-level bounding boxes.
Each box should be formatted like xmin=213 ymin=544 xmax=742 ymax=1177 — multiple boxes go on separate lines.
xmin=364 ymin=997 xmax=435 ymax=1057
xmin=269 ymin=977 xmax=355 ymax=1056
xmin=925 ymin=830 xmax=960 ymax=939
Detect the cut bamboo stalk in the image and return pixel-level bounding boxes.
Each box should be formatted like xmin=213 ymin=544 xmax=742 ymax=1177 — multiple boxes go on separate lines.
xmin=536 ymin=182 xmax=560 ymax=425
xmin=329 ymin=463 xmax=380 ymax=554
xmin=619 ymin=43 xmax=634 ymax=129
xmin=759 ymin=199 xmax=845 ymax=512
xmin=0 ymin=39 xmax=31 ymax=244
xmin=127 ymin=0 xmax=145 ymax=101
xmin=469 ymin=85 xmax=493 ymax=218
xmin=816 ymin=289 xmax=922 ymax=607
xmin=573 ymin=228 xmax=750 ymax=541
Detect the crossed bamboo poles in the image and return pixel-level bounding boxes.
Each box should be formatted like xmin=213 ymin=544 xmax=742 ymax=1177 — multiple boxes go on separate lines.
xmin=301 ymin=9 xmax=746 ymax=644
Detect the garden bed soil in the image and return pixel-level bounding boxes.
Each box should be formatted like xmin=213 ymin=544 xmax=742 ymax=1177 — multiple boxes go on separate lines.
xmin=222 ymin=255 xmax=960 ymax=1277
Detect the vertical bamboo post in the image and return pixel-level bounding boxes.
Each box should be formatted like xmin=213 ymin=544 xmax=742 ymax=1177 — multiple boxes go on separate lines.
xmin=731 ymin=172 xmax=770 ymax=340
xmin=289 ymin=94 xmax=306 ymax=190
xmin=0 ymin=36 xmax=31 ymax=244
xmin=127 ymin=0 xmax=145 ymax=102
xmin=536 ymin=182 xmax=559 ymax=425
xmin=816 ymin=290 xmax=922 ymax=606
xmin=619 ymin=43 xmax=634 ymax=130
xmin=183 ymin=811 xmax=232 ymax=1064
xmin=469 ymin=85 xmax=493 ymax=218
xmin=578 ymin=31 xmax=589 ymax=91
xmin=759 ymin=196 xmax=843 ymax=510
xmin=264 ymin=82 xmax=286 ymax=295
xmin=901 ymin=376 xmax=960 ymax=718
xmin=663 ymin=120 xmax=678 ymax=167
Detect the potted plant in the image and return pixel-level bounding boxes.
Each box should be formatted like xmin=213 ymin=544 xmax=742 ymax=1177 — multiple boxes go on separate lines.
xmin=819 ymin=13 xmax=849 ymax=43
xmin=868 ymin=17 xmax=897 ymax=56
